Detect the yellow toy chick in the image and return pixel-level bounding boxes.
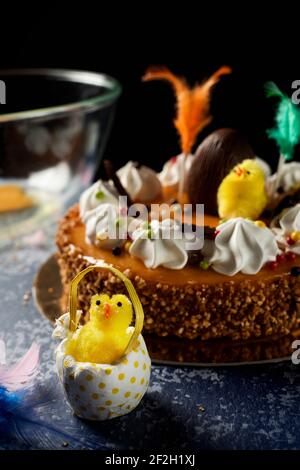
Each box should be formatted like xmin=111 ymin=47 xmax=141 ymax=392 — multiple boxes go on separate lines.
xmin=65 ymin=293 xmax=133 ymax=365
xmin=217 ymin=159 xmax=267 ymax=220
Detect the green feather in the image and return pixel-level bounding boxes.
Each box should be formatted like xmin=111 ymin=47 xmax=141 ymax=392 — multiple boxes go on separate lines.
xmin=266 ymin=81 xmax=300 ymax=161
xmin=265 ymin=81 xmax=284 ymax=99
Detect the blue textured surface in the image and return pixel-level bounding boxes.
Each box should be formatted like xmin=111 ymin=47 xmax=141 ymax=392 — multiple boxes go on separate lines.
xmin=0 ymin=225 xmax=300 ymax=450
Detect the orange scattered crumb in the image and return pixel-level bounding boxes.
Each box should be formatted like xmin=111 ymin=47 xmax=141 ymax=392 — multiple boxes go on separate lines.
xmin=0 ymin=184 xmax=34 ymax=213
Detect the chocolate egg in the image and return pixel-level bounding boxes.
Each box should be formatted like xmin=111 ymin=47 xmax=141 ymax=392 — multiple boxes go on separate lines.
xmin=187 ymin=128 xmax=255 ymax=215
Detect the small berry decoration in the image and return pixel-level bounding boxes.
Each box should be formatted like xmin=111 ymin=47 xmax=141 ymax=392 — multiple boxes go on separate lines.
xmin=286 ymin=251 xmax=296 ymax=261
xmin=276 ymin=253 xmax=286 ymax=263
xmin=267 ymin=261 xmax=278 ymax=270
xmin=287 ymin=236 xmax=296 ymax=246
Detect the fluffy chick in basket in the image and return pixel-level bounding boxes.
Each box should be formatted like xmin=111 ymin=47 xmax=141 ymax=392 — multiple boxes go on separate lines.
xmin=217 ymin=159 xmax=267 ymax=220
xmin=65 ymin=294 xmax=133 ymax=364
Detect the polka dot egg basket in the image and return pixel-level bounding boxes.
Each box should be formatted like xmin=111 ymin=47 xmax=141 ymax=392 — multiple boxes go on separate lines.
xmin=53 ymin=263 xmax=151 ymax=421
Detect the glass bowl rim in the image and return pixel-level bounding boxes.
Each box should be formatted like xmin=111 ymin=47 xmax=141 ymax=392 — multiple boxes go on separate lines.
xmin=0 ymin=68 xmax=122 ymax=123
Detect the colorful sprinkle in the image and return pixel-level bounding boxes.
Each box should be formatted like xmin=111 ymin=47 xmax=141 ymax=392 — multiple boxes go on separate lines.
xmin=291 ymin=231 xmax=300 ymax=242
xmin=95 ymin=190 xmax=105 ymax=200
xmin=147 ymin=229 xmax=154 ymax=239
xmin=124 ymin=241 xmax=132 ymax=252
xmin=112 ymin=246 xmax=122 ymax=256
xmin=140 ymin=221 xmax=150 ymax=230
xmin=119 ymin=207 xmax=128 ymax=216
xmin=96 ymin=232 xmax=108 ymax=241
xmin=199 ymin=260 xmax=210 ymax=270
xmin=254 ymin=220 xmax=266 ymax=228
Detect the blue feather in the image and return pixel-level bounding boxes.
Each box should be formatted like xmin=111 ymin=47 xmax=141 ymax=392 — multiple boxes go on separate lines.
xmin=0 ymin=386 xmax=23 ymax=424
xmin=0 ymin=384 xmax=105 ymax=449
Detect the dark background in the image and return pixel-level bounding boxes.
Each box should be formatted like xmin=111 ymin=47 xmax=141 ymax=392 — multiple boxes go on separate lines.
xmin=1 ymin=8 xmax=299 ymax=173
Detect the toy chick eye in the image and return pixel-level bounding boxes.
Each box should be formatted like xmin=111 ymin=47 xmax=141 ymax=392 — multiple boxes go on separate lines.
xmin=117 ymin=301 xmax=122 ymax=307
xmin=95 ymin=300 xmax=101 ymax=306
xmin=246 ymin=171 xmax=251 ymax=175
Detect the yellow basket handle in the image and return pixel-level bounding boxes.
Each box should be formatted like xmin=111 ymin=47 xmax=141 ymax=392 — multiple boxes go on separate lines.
xmin=68 ymin=263 xmax=144 ymax=359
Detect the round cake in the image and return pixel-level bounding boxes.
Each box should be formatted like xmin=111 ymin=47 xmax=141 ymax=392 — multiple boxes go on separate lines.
xmin=56 ymin=68 xmax=300 ymax=344
xmin=57 ymin=204 xmax=300 ymax=340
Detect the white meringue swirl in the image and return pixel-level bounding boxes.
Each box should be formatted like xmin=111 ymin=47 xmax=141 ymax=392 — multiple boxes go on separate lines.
xmin=117 ymin=161 xmax=162 ymax=202
xmin=79 ymin=180 xmax=119 ymax=220
xmin=272 ymin=204 xmax=300 ymax=255
xmin=129 ymin=219 xmax=188 ymax=269
xmin=203 ymin=218 xmax=279 ymax=276
xmin=279 ymin=203 xmax=300 ymax=234
xmin=85 ymin=203 xmax=127 ymax=249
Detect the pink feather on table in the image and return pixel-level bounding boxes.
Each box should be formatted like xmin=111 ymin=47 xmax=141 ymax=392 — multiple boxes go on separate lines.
xmin=0 ymin=342 xmax=40 ymax=391
xmin=0 ymin=339 xmax=6 ymax=365
xmin=0 ymin=339 xmax=6 ymax=376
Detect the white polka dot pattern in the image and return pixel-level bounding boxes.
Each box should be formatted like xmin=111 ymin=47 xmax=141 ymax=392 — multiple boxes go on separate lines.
xmin=55 ymin=333 xmax=151 ymax=421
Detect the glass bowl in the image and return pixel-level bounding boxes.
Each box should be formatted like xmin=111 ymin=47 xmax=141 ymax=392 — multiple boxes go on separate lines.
xmin=0 ymin=68 xmax=121 ymax=243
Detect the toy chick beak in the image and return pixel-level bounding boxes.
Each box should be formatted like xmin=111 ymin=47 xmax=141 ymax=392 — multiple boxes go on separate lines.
xmin=104 ymin=303 xmax=111 ymax=319
xmin=234 ymin=165 xmax=245 ymax=177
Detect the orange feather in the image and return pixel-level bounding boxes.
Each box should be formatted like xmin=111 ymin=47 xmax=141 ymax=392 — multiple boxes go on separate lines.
xmin=142 ymin=66 xmax=232 ymax=154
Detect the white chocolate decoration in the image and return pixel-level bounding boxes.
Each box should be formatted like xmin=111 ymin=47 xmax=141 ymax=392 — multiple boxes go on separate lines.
xmin=203 ymin=218 xmax=279 ymax=276
xmin=117 ymin=161 xmax=162 ymax=202
xmin=129 ymin=219 xmax=188 ymax=269
xmin=53 ymin=312 xmax=151 ymax=421
xmin=158 ymin=153 xmax=195 ymax=188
